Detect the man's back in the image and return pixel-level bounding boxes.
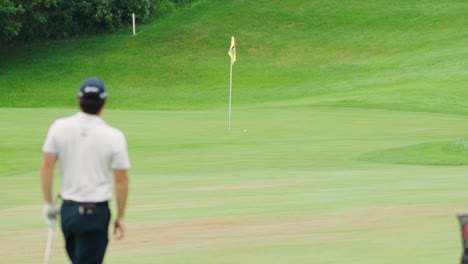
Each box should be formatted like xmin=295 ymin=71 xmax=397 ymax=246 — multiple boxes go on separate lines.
xmin=43 ymin=112 xmax=129 ymax=202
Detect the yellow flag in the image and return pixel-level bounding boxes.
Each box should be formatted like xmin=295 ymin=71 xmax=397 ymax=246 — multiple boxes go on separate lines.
xmin=228 ymin=36 xmax=236 ymax=63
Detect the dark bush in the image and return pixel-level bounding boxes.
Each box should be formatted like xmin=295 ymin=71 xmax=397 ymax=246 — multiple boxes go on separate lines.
xmin=0 ymin=0 xmax=196 ymax=47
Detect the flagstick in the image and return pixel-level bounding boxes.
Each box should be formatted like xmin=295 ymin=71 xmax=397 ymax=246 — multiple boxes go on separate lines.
xmin=228 ymin=61 xmax=233 ymax=130
xmin=227 ymin=36 xmax=236 ymax=131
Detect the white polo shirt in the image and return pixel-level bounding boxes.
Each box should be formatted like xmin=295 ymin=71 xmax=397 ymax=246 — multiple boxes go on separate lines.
xmin=42 ymin=112 xmax=130 ymax=202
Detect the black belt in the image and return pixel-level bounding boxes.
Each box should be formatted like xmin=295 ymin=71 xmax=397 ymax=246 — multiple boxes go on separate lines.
xmin=62 ymin=200 xmax=108 ymax=205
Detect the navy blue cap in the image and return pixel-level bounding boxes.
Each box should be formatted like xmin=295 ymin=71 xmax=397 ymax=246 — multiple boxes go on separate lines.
xmin=78 ymin=77 xmax=108 ymax=100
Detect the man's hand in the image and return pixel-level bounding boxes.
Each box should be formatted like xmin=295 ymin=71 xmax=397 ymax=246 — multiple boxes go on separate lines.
xmin=114 ymin=218 xmax=126 ymax=240
xmin=43 ymin=203 xmax=58 ymax=227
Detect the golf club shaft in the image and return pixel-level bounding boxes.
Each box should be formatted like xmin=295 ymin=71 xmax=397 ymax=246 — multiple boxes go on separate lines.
xmin=44 ymin=227 xmax=54 ymax=264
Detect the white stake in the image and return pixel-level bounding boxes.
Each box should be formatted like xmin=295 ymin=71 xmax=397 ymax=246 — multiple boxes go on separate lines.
xmin=132 ymin=13 xmax=136 ymax=36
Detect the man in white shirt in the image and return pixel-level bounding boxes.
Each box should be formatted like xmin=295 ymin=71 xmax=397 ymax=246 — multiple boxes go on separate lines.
xmin=40 ymin=77 xmax=130 ymax=264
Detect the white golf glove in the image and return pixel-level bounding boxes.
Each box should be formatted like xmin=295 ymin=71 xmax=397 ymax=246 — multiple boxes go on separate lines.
xmin=43 ymin=203 xmax=58 ymax=227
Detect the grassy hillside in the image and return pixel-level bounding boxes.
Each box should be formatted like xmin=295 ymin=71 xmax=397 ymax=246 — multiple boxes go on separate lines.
xmin=0 ymin=0 xmax=467 ymax=112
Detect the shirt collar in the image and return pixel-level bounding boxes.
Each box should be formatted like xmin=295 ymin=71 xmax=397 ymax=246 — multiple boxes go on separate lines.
xmin=77 ymin=111 xmax=105 ymax=123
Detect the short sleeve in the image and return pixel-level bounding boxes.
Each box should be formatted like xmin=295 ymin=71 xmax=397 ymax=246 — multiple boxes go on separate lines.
xmin=111 ymin=131 xmax=131 ymax=170
xmin=42 ymin=121 xmax=58 ymax=154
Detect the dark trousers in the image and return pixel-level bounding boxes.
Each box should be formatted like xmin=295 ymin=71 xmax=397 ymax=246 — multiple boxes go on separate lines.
xmin=61 ymin=201 xmax=111 ymax=264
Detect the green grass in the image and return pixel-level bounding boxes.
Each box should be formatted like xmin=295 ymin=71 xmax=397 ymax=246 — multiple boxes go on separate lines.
xmin=1 ymin=0 xmax=467 ymax=111
xmin=1 ymin=0 xmax=468 ymax=263
xmin=360 ymin=138 xmax=468 ymax=165
xmin=1 ymin=107 xmax=468 ymax=263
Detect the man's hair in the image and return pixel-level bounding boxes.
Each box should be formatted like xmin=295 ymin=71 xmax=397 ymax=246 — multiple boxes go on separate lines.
xmin=79 ymin=98 xmax=105 ymax=114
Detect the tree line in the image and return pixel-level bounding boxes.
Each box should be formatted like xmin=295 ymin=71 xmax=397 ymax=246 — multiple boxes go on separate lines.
xmin=0 ymin=0 xmax=196 ymax=46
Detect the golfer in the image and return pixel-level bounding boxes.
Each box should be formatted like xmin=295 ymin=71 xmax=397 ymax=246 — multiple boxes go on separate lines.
xmin=40 ymin=77 xmax=130 ymax=264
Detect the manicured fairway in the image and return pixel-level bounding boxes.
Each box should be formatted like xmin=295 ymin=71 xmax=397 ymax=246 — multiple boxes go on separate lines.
xmin=1 ymin=106 xmax=467 ymax=263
